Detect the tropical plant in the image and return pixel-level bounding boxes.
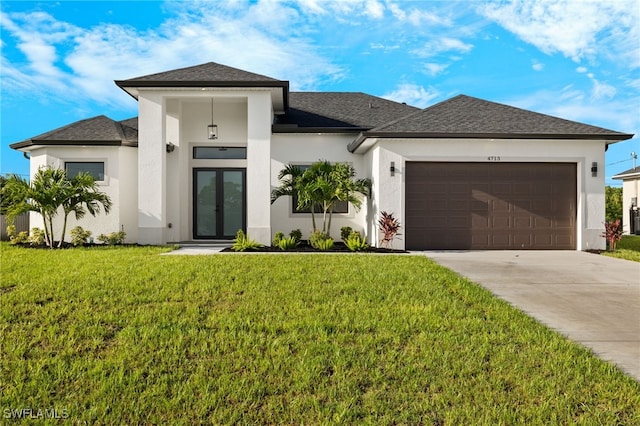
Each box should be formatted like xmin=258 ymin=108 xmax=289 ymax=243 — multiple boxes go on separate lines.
xmin=345 ymin=231 xmax=369 ymax=252
xmin=232 ymin=230 xmax=263 ymax=252
xmin=7 ymin=225 xmax=28 ymax=245
xmin=603 ymin=219 xmax=623 ymax=251
xmin=1 ymin=167 xmax=111 ymax=248
xmin=28 ymin=228 xmax=46 ymax=246
xmin=58 ymin=172 xmax=112 ymax=248
xmin=271 ymin=161 xmax=371 ymax=235
xmin=277 ymin=236 xmax=300 ymax=251
xmin=378 ymin=211 xmax=401 ymax=248
xmin=340 ymin=226 xmax=353 ymax=242
xmin=289 ymin=229 xmax=302 ymax=243
xmin=70 ymin=226 xmax=92 ymax=246
xmin=97 ymin=231 xmax=127 ymax=245
xmin=272 ymin=231 xmax=285 ymax=247
xmin=309 ymin=231 xmax=334 ymax=250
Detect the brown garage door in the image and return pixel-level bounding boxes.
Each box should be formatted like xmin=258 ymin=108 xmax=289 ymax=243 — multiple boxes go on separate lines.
xmin=405 ymin=162 xmax=576 ymax=250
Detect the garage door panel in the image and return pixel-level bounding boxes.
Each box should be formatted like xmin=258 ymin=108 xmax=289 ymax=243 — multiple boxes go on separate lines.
xmin=406 ymin=162 xmax=576 ymax=250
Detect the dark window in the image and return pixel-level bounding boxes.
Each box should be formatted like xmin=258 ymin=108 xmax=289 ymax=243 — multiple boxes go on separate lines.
xmin=65 ymin=162 xmax=105 ymax=181
xmin=193 ymin=147 xmax=247 ymax=159
xmin=292 ymin=164 xmax=349 ymax=214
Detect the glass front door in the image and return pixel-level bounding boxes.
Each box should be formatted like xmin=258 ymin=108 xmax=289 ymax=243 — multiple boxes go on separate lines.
xmin=193 ymin=168 xmax=245 ymax=239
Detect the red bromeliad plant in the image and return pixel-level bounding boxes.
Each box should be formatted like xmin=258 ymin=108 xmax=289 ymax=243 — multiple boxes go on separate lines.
xmin=378 ymin=211 xmax=401 ymax=248
xmin=603 ymin=219 xmax=623 ymax=251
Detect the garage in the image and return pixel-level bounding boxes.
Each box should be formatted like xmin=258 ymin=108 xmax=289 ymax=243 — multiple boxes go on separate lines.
xmin=405 ymin=162 xmax=577 ymax=250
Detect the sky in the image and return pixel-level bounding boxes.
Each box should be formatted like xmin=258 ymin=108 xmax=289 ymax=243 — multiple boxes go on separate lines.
xmin=1 ymin=0 xmax=639 ymax=186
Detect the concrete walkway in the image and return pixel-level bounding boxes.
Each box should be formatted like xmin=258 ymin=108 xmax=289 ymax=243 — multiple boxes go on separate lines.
xmin=423 ymin=250 xmax=640 ymax=381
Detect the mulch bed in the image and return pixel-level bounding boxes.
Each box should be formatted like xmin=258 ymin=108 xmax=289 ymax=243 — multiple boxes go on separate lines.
xmin=222 ymin=242 xmax=406 ymax=253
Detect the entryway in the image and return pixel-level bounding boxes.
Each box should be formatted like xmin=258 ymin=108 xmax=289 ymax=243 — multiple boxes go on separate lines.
xmin=193 ymin=168 xmax=246 ymax=239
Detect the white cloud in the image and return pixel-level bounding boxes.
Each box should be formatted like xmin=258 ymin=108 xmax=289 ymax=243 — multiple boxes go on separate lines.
xmin=412 ymin=37 xmax=473 ymax=58
xmin=576 ymin=66 xmax=588 ymax=73
xmin=479 ymin=0 xmax=640 ymax=67
xmin=532 ymin=60 xmax=544 ymax=71
xmin=382 ymin=83 xmax=440 ymax=108
xmin=0 ymin=3 xmax=345 ymax=108
xmin=423 ymin=62 xmax=449 ymax=76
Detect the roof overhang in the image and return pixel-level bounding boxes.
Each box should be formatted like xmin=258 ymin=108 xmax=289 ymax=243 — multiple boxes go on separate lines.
xmin=114 ymin=80 xmax=290 ymax=114
xmin=612 ymin=171 xmax=640 ymax=180
xmin=272 ymin=124 xmax=368 ymax=134
xmin=10 ymin=140 xmax=137 ymax=151
xmin=348 ymin=131 xmax=635 ymax=153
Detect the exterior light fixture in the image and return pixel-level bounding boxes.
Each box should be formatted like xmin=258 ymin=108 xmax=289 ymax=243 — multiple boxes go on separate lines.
xmin=207 ymin=98 xmax=218 ymax=140
xmin=166 ymin=142 xmax=175 ymax=153
xmin=591 ymin=162 xmax=598 ymax=177
xmin=390 ymin=161 xmax=395 ymax=176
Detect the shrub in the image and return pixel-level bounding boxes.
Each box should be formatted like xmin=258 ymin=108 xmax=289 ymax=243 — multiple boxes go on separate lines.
xmin=603 ymin=220 xmax=623 ymax=251
xmin=70 ymin=226 xmax=92 ymax=246
xmin=378 ymin=211 xmax=401 ymax=248
xmin=8 ymin=224 xmax=28 ymax=245
xmin=28 ymin=228 xmax=46 ymax=246
xmin=278 ymin=236 xmax=300 ymax=251
xmin=97 ymin=231 xmax=126 ymax=245
xmin=310 ymin=231 xmax=334 ymax=251
xmin=340 ymin=226 xmax=353 ymax=242
xmin=289 ymin=229 xmax=302 ymax=243
xmin=272 ymin=231 xmax=285 ymax=247
xmin=345 ymin=231 xmax=369 ymax=252
xmin=232 ymin=230 xmax=263 ymax=252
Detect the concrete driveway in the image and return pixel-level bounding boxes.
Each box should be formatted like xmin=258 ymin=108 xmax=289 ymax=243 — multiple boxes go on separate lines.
xmin=423 ymin=250 xmax=640 ymax=381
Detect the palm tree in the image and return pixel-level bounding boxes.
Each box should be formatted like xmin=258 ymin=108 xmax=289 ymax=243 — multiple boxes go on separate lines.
xmin=2 ymin=167 xmax=112 ymax=248
xmin=271 ymin=161 xmax=371 ymax=235
xmin=58 ymin=172 xmax=112 ymax=248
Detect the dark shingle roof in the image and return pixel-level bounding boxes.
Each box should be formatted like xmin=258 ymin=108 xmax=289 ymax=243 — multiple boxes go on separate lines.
xmin=118 ymin=62 xmax=281 ymax=83
xmin=349 ymin=94 xmax=633 ymax=152
xmin=274 ymin=92 xmax=420 ymax=131
xmin=9 ymin=116 xmax=138 ymax=149
xmin=373 ymin=94 xmax=631 ymax=137
xmin=612 ymin=166 xmax=640 ymax=179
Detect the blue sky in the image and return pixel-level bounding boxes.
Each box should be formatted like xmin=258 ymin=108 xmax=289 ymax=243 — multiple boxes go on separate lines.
xmin=1 ymin=0 xmax=638 ymax=186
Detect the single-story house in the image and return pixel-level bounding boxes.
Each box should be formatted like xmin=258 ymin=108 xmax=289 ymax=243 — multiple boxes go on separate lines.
xmin=612 ymin=166 xmax=640 ymax=234
xmin=10 ymin=61 xmax=634 ymax=250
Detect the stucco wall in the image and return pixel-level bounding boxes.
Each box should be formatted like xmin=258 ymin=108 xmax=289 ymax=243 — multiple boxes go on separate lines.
xmin=369 ymin=137 xmax=607 ymax=250
xmin=25 ymin=145 xmax=137 ymax=244
xmin=270 ymin=133 xmax=368 ymax=242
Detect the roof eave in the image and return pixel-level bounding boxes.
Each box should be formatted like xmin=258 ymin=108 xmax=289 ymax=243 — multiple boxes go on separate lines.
xmin=348 ymin=131 xmax=634 ymax=153
xmin=272 ymin=125 xmax=368 ymax=134
xmin=10 ymin=140 xmax=136 ymax=151
xmin=115 ymin=80 xmax=290 ymax=110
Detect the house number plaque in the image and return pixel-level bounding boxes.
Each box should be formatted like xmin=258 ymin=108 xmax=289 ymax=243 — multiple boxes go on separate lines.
xmin=487 ymin=156 xmax=501 ymax=161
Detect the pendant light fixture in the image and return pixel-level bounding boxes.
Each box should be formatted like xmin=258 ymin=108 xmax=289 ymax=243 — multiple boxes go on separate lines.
xmin=207 ymin=98 xmax=218 ymax=140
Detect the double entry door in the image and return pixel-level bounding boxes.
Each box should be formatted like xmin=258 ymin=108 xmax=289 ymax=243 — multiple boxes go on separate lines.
xmin=193 ymin=168 xmax=246 ymax=239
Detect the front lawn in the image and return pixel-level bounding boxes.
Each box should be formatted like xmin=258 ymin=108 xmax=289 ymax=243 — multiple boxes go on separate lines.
xmin=603 ymin=235 xmax=640 ymax=262
xmin=1 ymin=245 xmax=638 ymax=423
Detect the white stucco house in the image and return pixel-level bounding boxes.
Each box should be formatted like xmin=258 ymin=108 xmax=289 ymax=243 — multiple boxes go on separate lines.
xmin=11 ymin=62 xmax=634 ymax=250
xmin=612 ymin=166 xmax=640 ymax=235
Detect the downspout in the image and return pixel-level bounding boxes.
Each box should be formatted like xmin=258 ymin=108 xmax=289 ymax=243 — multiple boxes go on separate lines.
xmin=23 ymin=152 xmax=31 ymax=160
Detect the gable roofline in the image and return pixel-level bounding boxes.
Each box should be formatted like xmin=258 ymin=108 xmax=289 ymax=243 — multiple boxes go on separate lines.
xmin=10 ymin=116 xmax=138 ymax=151
xmin=115 ymin=62 xmax=290 ymax=111
xmin=612 ymin=166 xmax=640 ymax=180
xmin=348 ymin=94 xmax=634 ymax=153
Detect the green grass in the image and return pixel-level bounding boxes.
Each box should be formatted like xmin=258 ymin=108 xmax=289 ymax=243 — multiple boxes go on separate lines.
xmin=604 ymin=235 xmax=640 ymax=262
xmin=1 ymin=244 xmax=639 ymax=424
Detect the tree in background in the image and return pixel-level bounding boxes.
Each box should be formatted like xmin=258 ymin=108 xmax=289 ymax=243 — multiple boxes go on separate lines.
xmin=605 ymin=186 xmax=623 ymax=222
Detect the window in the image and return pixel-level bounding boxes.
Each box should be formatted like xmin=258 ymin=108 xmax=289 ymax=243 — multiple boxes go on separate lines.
xmin=65 ymin=162 xmax=105 ymax=181
xmin=292 ymin=164 xmax=349 ymax=214
xmin=193 ymin=147 xmax=247 ymax=159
